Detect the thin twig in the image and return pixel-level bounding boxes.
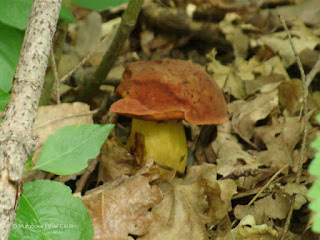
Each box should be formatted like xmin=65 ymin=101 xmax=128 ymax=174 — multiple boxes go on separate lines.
xmin=278 ymin=14 xmax=308 ymax=239
xmin=59 ymin=34 xmax=111 ymax=84
xmin=278 ymin=14 xmax=307 ymax=184
xmin=75 ymin=154 xmax=100 ymax=193
xmin=306 ymin=54 xmax=320 ymax=87
xmin=248 ymin=164 xmax=289 ymax=206
xmin=280 ymin=195 xmax=295 ymax=240
xmin=50 ymin=48 xmax=60 ymax=104
xmin=231 ymin=165 xmax=289 ymax=228
xmin=80 ymin=0 xmax=144 ymax=101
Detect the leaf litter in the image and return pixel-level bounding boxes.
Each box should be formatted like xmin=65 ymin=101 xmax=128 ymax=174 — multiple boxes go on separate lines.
xmin=33 ymin=0 xmax=320 ymax=239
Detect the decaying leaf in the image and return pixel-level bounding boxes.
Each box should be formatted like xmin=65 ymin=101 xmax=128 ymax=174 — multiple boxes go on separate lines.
xmin=212 ymin=121 xmax=262 ymax=176
xmin=139 ymin=164 xmax=231 ymax=240
xmin=278 ymin=79 xmax=303 ymax=115
xmin=219 ymin=13 xmax=249 ymax=58
xmin=98 ymin=137 xmax=135 ymax=183
xmin=218 ymin=179 xmax=238 ymax=211
xmin=254 ymin=116 xmax=301 ymax=168
xmin=82 ymin=173 xmax=162 ymax=240
xmin=232 ymin=90 xmax=279 ymax=143
xmin=234 ymin=189 xmax=290 ymax=223
xmin=251 ymin=19 xmax=320 ymax=67
xmin=28 ymin=102 xmax=94 ymax=178
xmin=34 ymin=102 xmax=93 ymax=141
xmin=231 ymin=215 xmax=279 ymax=240
xmin=207 ymin=50 xmax=289 ymax=99
xmin=280 ymin=183 xmax=308 ymax=210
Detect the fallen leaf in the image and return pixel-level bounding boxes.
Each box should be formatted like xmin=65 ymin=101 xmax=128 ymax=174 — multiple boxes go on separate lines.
xmin=231 ymin=215 xmax=279 ymax=240
xmin=98 ymin=137 xmax=135 ymax=183
xmin=212 ymin=121 xmax=262 ymax=177
xmin=82 ymin=173 xmax=162 ymax=240
xmin=232 ymin=90 xmax=279 ymax=143
xmin=139 ymin=164 xmax=231 ymax=240
xmin=251 ymin=19 xmax=320 ymax=67
xmin=254 ymin=116 xmax=301 ymax=168
xmin=218 ymin=179 xmax=238 ymax=211
xmin=219 ymin=13 xmax=249 ymax=58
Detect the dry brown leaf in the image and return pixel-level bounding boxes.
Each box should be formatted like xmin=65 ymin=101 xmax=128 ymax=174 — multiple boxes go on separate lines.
xmin=98 ymin=137 xmax=135 ymax=183
xmin=211 ymin=121 xmax=262 ymax=176
xmin=139 ymin=164 xmax=231 ymax=240
xmin=251 ymin=19 xmax=320 ymax=67
xmin=280 ymin=183 xmax=308 ymax=210
xmin=31 ymin=102 xmax=93 ymax=173
xmin=232 ymin=90 xmax=279 ymax=142
xmin=34 ymin=102 xmax=93 ymax=141
xmin=278 ymin=79 xmax=303 ymax=115
xmin=218 ymin=179 xmax=238 ymax=211
xmin=254 ymin=117 xmax=301 ymax=168
xmin=231 ymin=215 xmax=279 ymax=240
xmin=75 ymin=11 xmax=102 ymax=58
xmin=234 ymin=190 xmax=290 ymax=223
xmin=82 ymin=174 xmax=162 ymax=240
xmin=219 ymin=13 xmax=249 ymax=58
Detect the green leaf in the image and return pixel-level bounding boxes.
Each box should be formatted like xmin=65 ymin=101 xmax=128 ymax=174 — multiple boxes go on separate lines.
xmin=0 ymin=23 xmax=24 ymax=92
xmin=308 ymin=114 xmax=320 ymax=233
xmin=60 ymin=5 xmax=77 ymax=23
xmin=33 ymin=124 xmax=114 ymax=175
xmin=0 ymin=89 xmax=10 ymax=111
xmin=23 ymin=154 xmax=33 ymax=174
xmin=74 ymin=0 xmax=130 ymax=11
xmin=9 ymin=180 xmax=93 ymax=240
xmin=0 ymin=0 xmax=76 ymax=30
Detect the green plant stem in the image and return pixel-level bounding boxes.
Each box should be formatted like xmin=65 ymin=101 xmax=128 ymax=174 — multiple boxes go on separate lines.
xmin=79 ymin=0 xmax=144 ymax=102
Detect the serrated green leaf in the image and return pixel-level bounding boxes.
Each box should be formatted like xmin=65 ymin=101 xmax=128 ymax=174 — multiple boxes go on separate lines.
xmin=9 ymin=180 xmax=93 ymax=240
xmin=0 ymin=89 xmax=10 ymax=111
xmin=74 ymin=0 xmax=129 ymax=11
xmin=0 ymin=0 xmax=76 ymax=30
xmin=0 ymin=23 xmax=24 ymax=92
xmin=33 ymin=124 xmax=114 ymax=175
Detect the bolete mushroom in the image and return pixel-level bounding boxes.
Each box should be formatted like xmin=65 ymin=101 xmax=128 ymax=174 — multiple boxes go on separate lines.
xmin=110 ymin=59 xmax=228 ymax=173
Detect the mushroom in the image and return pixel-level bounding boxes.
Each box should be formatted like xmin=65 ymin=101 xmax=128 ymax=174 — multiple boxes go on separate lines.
xmin=110 ymin=59 xmax=228 ymax=173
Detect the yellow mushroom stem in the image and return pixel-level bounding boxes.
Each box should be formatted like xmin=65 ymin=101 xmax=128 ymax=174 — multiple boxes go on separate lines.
xmin=127 ymin=118 xmax=188 ymax=174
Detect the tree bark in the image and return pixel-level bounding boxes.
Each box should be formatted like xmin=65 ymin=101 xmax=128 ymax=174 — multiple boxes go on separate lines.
xmin=0 ymin=0 xmax=61 ymax=239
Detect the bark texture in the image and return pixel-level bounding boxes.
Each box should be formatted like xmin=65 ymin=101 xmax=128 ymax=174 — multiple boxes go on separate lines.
xmin=0 ymin=0 xmax=61 ymax=238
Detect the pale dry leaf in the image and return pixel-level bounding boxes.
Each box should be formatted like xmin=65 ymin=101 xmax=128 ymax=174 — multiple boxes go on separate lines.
xmin=234 ymin=191 xmax=290 ymax=223
xmin=82 ymin=174 xmax=162 ymax=240
xmin=98 ymin=137 xmax=135 ymax=183
xmin=254 ymin=117 xmax=301 ymax=168
xmin=75 ymin=11 xmax=102 ymax=58
xmin=280 ymin=183 xmax=308 ymax=210
xmin=231 ymin=215 xmax=278 ymax=240
xmin=254 ymin=192 xmax=290 ymax=220
xmin=219 ymin=13 xmax=249 ymax=58
xmin=275 ymin=0 xmax=320 ymax=26
xmin=34 ymin=102 xmax=93 ymax=142
xmin=232 ymin=90 xmax=279 ymax=142
xmin=251 ymin=19 xmax=320 ymax=67
xmin=139 ymin=164 xmax=231 ymax=240
xmin=278 ymin=79 xmax=303 ymax=115
xmin=218 ymin=179 xmax=238 ymax=211
xmin=211 ymin=121 xmax=262 ymax=176
xmin=207 ymin=50 xmax=249 ymax=99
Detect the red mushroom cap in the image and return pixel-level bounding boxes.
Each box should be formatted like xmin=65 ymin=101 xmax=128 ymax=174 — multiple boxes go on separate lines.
xmin=110 ymin=59 xmax=228 ymax=125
